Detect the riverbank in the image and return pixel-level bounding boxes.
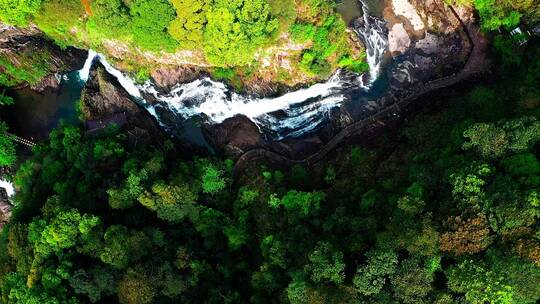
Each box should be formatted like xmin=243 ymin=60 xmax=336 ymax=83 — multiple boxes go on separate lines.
xmin=1 ymin=0 xmax=486 ymax=159
xmin=233 ymin=16 xmax=490 ymax=176
xmin=4 ymin=0 xmax=369 ymax=97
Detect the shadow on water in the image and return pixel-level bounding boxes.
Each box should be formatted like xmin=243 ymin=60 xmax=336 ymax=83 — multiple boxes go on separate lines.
xmin=337 ymin=0 xmax=363 ymax=25
xmin=338 ymin=0 xmax=385 ymax=25
xmin=3 ymin=71 xmax=84 ymax=141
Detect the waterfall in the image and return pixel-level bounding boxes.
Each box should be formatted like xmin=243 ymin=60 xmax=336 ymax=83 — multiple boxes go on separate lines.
xmin=77 ymin=50 xmax=351 ymax=138
xmin=78 ymin=50 xmax=142 ymax=98
xmin=78 ymin=49 xmax=96 ymax=82
xmin=74 ymin=1 xmax=389 ymax=140
xmin=355 ymin=0 xmax=389 ymax=84
xmin=0 ymin=179 xmax=14 ymax=197
xmin=139 ymin=72 xmax=348 ymax=138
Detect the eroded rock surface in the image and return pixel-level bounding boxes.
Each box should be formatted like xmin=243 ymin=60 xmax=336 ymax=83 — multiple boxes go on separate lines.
xmin=203 ymin=116 xmax=263 ymax=159
xmin=211 ymin=0 xmax=488 ymax=161
xmin=151 ymin=66 xmax=204 ymax=92
xmin=80 ymin=63 xmax=166 ymax=146
xmin=0 ymin=22 xmax=86 ymax=91
xmin=383 ymin=0 xmax=473 ymax=87
xmin=0 ymin=188 xmax=12 ymax=230
xmin=389 ymin=23 xmax=411 ymax=54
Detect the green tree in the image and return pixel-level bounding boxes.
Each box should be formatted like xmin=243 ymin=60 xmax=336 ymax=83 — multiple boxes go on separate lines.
xmin=390 ymin=257 xmax=434 ymax=304
xmin=0 ymin=90 xmax=14 ymax=106
xmin=0 ymin=0 xmax=42 ymax=26
xmin=397 ymin=182 xmax=426 ymax=214
xmin=100 ymin=225 xmax=151 ymax=269
xmin=463 ymin=117 xmax=540 ymax=158
xmin=304 ymin=242 xmax=345 ymax=285
xmin=138 ymin=181 xmax=199 ymax=223
xmin=168 ymin=0 xmax=208 ymax=48
xmin=69 ymin=267 xmax=115 ymax=303
xmin=31 ymin=210 xmax=101 ymax=258
xmin=203 ymin=0 xmax=279 ymax=66
xmin=117 ymin=267 xmax=156 ymax=304
xmin=89 ymin=0 xmax=132 ymax=36
xmin=201 ymin=164 xmax=226 ymax=194
xmin=353 ymin=249 xmax=398 ymax=296
xmin=33 ymin=0 xmax=84 ymax=47
xmin=447 ymin=259 xmax=514 ymax=304
xmin=286 ymin=277 xmax=311 ymax=304
xmin=269 ymin=190 xmax=325 ymax=217
xmin=474 ymin=0 xmax=522 ymax=30
xmin=0 ymin=122 xmax=16 ymax=167
xmin=130 ymin=0 xmax=177 ymax=51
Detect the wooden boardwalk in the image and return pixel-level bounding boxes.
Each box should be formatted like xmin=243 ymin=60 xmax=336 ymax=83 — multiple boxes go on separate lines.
xmin=8 ymin=133 xmax=36 ymax=148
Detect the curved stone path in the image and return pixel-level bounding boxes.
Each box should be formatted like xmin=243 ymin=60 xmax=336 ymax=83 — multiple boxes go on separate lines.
xmin=234 ymin=7 xmax=489 ymax=176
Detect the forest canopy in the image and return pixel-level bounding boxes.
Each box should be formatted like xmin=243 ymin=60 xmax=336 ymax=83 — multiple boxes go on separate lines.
xmin=0 ymin=0 xmax=366 ymax=81
xmin=0 ymin=34 xmax=539 ymax=303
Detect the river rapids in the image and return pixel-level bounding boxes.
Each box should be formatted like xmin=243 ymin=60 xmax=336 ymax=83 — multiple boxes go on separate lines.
xmin=78 ymin=0 xmax=389 ymax=140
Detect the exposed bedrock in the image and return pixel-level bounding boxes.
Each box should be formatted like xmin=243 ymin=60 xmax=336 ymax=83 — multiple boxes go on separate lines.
xmin=0 ymin=22 xmax=87 ymax=91
xmin=80 ymin=63 xmax=166 ymax=147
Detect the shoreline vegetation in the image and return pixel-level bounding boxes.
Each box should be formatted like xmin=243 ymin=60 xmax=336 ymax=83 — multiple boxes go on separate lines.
xmin=0 ymin=0 xmax=368 ymax=93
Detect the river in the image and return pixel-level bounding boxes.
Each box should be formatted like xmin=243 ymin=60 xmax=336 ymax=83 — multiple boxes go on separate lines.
xmin=4 ymin=0 xmax=390 ymax=146
xmin=338 ymin=0 xmax=385 ymax=24
xmin=79 ymin=0 xmax=390 ymax=140
xmin=4 ymin=72 xmax=83 ymax=141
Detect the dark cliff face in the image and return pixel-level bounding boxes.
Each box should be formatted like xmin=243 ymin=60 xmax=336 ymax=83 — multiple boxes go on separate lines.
xmin=80 ymin=63 xmax=166 ymax=146
xmin=203 ymin=115 xmax=263 ymax=159
xmin=0 ymin=23 xmax=87 ymax=90
xmin=202 ymin=0 xmax=489 ymax=161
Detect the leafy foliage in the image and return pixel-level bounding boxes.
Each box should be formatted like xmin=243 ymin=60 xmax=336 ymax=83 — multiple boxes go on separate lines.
xmin=168 ymin=0 xmax=208 ymax=48
xmin=130 ymin=0 xmax=178 ymax=51
xmin=203 ymin=0 xmax=279 ymax=66
xmin=0 ymin=0 xmax=42 ymax=26
xmin=0 ymin=122 xmax=15 ymax=167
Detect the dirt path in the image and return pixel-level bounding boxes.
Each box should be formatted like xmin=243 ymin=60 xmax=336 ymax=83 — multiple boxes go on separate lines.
xmin=233 ymin=6 xmax=489 ymax=176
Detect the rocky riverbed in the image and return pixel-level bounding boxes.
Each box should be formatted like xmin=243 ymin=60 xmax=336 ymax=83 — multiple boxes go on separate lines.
xmin=0 ymin=0 xmax=489 ymax=162
xmin=204 ymin=0 xmax=487 ymax=160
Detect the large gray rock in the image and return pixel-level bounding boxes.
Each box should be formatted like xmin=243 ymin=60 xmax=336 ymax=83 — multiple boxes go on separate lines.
xmin=0 ymin=188 xmax=12 ymax=230
xmin=203 ymin=115 xmax=263 ymax=159
xmin=80 ymin=63 xmax=166 ymax=147
xmin=534 ymin=26 xmax=540 ymax=37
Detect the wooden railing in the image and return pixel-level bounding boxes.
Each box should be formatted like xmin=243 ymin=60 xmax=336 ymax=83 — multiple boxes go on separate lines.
xmin=8 ymin=133 xmax=36 ymax=148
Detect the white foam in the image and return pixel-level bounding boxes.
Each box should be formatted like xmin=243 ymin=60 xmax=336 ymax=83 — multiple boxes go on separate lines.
xmin=78 ymin=49 xmax=97 ymax=82
xmin=75 ymin=0 xmax=389 ymax=139
xmin=356 ymin=0 xmax=389 ymax=84
xmin=145 ymin=73 xmax=344 ymax=122
xmin=0 ymin=179 xmax=14 ymax=197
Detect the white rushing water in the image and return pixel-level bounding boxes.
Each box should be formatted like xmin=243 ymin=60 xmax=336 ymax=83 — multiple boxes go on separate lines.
xmin=356 ymin=0 xmax=389 ymax=83
xmin=0 ymin=179 xmax=14 ymax=197
xmin=77 ymin=0 xmax=388 ymax=139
